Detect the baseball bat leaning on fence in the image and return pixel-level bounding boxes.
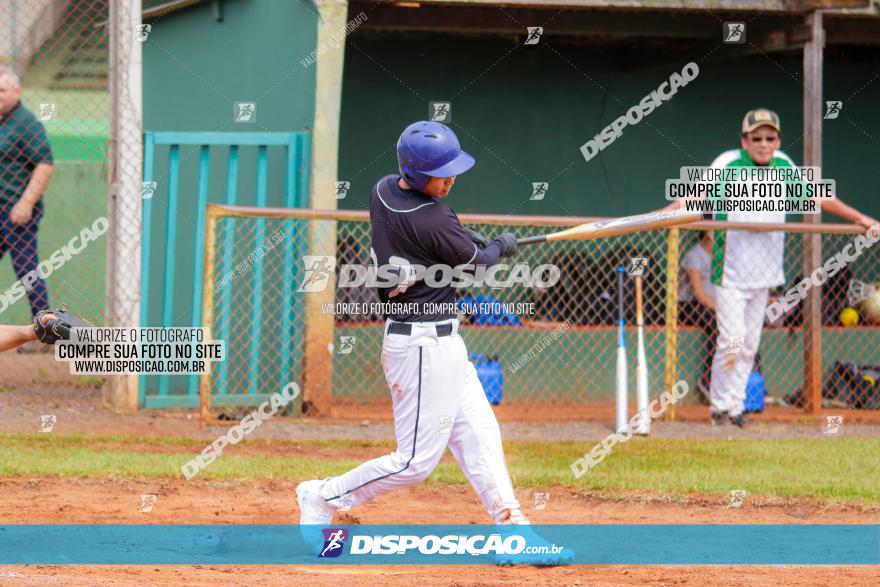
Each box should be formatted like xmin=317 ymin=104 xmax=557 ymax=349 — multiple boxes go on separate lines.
xmin=516 ymin=209 xmax=702 ymax=245
xmin=616 ymin=266 xmax=628 ymax=433
xmin=634 ymin=274 xmax=650 ymax=435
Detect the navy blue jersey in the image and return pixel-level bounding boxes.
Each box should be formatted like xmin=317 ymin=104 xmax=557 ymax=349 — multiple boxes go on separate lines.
xmin=369 ymin=174 xmax=502 ymax=321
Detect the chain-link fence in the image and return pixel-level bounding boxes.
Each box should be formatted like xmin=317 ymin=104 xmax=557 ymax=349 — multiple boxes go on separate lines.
xmin=677 ymin=226 xmax=880 ymax=412
xmin=0 ymin=0 xmax=108 ymax=327
xmin=202 ymin=206 xmax=880 ymax=420
xmin=1 ymin=1 xmax=142 ymax=405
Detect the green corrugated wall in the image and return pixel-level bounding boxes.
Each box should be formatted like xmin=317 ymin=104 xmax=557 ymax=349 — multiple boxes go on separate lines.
xmin=338 ymin=32 xmax=879 ymax=221
xmin=141 ymin=0 xmax=318 ymax=334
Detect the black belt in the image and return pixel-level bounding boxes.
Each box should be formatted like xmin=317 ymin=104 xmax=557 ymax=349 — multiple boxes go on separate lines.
xmin=388 ymin=322 xmax=453 ymax=337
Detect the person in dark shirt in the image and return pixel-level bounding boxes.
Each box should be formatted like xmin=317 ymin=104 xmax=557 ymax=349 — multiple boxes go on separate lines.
xmin=0 ymin=67 xmax=54 ymax=318
xmin=368 ymin=169 xmax=516 ymax=321
xmin=297 ymin=121 xmax=570 ymax=564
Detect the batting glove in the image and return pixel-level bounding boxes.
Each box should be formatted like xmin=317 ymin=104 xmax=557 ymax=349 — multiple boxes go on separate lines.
xmin=493 ymin=232 xmax=518 ymax=258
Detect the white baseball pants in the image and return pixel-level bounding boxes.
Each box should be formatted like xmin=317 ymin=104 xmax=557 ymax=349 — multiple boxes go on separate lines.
xmin=709 ymin=286 xmax=769 ymax=417
xmin=319 ymin=319 xmax=522 ymax=521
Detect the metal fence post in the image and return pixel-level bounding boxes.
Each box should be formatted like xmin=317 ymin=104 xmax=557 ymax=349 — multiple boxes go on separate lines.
xmin=302 ymin=0 xmax=348 ymax=416
xmin=301 ymin=219 xmax=336 ymax=416
xmin=106 ymin=0 xmax=142 ymax=412
xmin=802 ymin=10 xmax=824 ymax=415
xmin=664 ymin=227 xmax=681 ymax=420
xmin=199 ymin=205 xmax=219 ymax=429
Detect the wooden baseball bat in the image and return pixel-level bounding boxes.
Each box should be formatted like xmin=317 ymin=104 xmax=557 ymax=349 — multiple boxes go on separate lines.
xmin=517 ymin=209 xmax=701 ymax=245
xmin=615 ymin=266 xmax=628 ymax=433
xmin=634 ymin=274 xmax=650 ymax=436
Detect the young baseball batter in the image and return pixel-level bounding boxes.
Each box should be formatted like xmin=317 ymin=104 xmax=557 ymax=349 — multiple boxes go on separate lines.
xmin=297 ymin=121 xmax=548 ymax=543
xmin=667 ymin=109 xmax=876 ymax=427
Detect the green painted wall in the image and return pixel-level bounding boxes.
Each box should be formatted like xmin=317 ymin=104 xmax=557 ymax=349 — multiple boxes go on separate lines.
xmin=139 ymin=0 xmax=318 ymax=397
xmin=338 ymin=32 xmax=880 ymax=223
xmin=143 ymin=0 xmax=317 ymax=134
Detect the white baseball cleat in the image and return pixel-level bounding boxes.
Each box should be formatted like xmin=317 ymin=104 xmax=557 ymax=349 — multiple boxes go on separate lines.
xmin=494 ymin=513 xmax=575 ymax=567
xmin=494 ymin=528 xmax=575 ymax=567
xmin=494 ymin=508 xmax=530 ymax=525
xmin=296 ymin=479 xmax=336 ymax=525
xmin=296 ymin=478 xmax=337 ymax=554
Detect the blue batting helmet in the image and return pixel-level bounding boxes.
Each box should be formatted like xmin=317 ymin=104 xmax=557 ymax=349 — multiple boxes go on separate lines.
xmin=396 ymin=121 xmax=475 ymax=191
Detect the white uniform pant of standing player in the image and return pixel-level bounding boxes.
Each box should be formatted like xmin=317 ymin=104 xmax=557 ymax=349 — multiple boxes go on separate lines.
xmin=319 ymin=319 xmax=522 ymax=520
xmin=710 ymin=286 xmax=769 ymax=417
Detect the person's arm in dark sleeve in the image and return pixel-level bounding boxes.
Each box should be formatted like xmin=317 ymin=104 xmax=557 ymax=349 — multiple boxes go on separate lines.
xmin=421 ymin=208 xmax=516 ymax=267
xmin=22 ymin=120 xmax=54 ymax=167
xmin=10 ymin=122 xmax=53 ymax=225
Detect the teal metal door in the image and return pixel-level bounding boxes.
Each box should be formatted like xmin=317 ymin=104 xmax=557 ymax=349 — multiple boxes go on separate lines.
xmin=141 ymin=131 xmax=310 ymax=408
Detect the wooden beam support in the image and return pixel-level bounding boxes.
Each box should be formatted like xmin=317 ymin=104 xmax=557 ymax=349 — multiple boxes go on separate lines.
xmin=352 ymin=2 xmax=880 ymax=47
xmin=784 ymin=0 xmax=869 ymax=9
xmin=303 ymin=0 xmax=349 ymax=417
xmin=801 ymin=10 xmax=824 ymax=416
xmin=364 ymin=0 xmax=870 ymax=11
xmin=357 ymin=6 xmax=721 ymax=38
xmin=825 ymin=18 xmax=880 ymax=45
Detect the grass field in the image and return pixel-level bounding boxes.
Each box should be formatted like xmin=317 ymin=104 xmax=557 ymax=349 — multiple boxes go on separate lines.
xmin=3 ymin=420 xmax=879 ymax=585
xmin=3 ymin=433 xmax=878 ymax=505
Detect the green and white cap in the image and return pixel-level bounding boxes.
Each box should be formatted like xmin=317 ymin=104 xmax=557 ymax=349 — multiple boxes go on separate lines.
xmin=742 ymin=108 xmax=781 ymax=134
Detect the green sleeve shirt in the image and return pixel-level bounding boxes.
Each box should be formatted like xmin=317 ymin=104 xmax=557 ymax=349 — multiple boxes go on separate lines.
xmin=0 ymin=101 xmax=54 ymax=213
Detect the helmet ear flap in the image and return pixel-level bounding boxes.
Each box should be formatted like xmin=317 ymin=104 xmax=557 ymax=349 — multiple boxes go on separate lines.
xmin=400 ymin=169 xmax=426 ymax=191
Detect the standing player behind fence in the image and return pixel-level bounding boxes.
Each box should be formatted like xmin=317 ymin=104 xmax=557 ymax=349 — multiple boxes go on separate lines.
xmin=665 ymin=109 xmax=877 ymax=427
xmin=297 ymin=121 xmax=570 ymax=563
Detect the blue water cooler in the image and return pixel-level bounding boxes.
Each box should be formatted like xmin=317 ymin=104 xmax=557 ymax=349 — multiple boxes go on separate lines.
xmin=470 ymin=354 xmax=503 ymax=405
xmin=744 ymin=370 xmax=766 ymax=413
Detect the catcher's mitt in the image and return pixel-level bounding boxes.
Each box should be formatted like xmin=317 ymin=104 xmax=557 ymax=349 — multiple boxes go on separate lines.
xmin=34 ymin=308 xmax=95 ymax=344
